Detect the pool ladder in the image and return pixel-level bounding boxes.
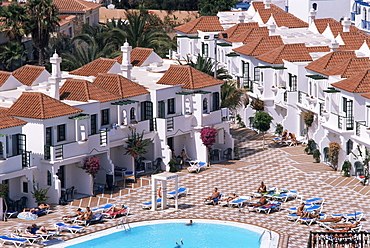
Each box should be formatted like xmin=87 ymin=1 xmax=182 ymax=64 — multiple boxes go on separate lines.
xmin=259 ymin=230 xmax=272 ymax=247
xmin=116 ymin=217 xmax=131 ymax=231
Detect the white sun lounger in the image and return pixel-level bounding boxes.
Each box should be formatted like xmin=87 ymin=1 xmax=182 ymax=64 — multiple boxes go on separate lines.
xmin=54 ymin=223 xmax=85 ymax=233
xmin=0 ymin=235 xmax=27 ymax=248
xmin=331 ymin=212 xmax=364 ymax=221
xmin=10 ymin=233 xmax=41 ymax=244
xmin=142 ymin=198 xmax=162 ymax=209
xmin=167 ymin=187 xmax=188 ymax=199
xmin=228 ymin=196 xmax=251 ymax=208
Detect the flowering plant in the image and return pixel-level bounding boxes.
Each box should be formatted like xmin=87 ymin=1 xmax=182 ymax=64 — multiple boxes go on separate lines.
xmin=125 ymin=130 xmax=151 ymax=159
xmin=200 ymin=126 xmax=217 ymax=149
xmin=82 ymin=157 xmax=100 ymax=177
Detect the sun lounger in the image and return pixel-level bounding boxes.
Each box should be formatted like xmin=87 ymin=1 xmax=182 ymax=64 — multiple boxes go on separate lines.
xmin=167 ymin=187 xmax=188 ymax=199
xmin=331 ymin=212 xmax=363 ymax=221
xmin=187 ymin=161 xmax=207 ymax=173
xmin=255 ymin=202 xmax=282 ymax=214
xmin=287 ymin=203 xmax=313 ymax=214
xmin=74 ymin=213 xmax=105 ymax=226
xmin=0 ymin=235 xmax=27 ymax=248
xmin=228 ymin=196 xmax=251 ymax=208
xmin=91 ymin=204 xmax=114 ymax=212
xmin=142 ymin=198 xmax=162 ymax=209
xmin=273 ymin=190 xmax=298 ymax=202
xmin=54 ymin=223 xmax=85 ymax=233
xmin=34 ymin=207 xmax=51 ymax=216
xmin=103 ymin=207 xmax=130 ymax=219
xmin=296 ymin=217 xmax=316 ymax=226
xmin=10 ymin=233 xmax=41 ymax=244
xmin=303 ymin=197 xmax=324 ymax=205
xmin=204 ymin=193 xmax=222 ymax=205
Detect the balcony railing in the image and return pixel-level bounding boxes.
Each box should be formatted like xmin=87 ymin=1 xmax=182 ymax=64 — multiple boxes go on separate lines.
xmin=100 ymin=128 xmax=109 ymax=146
xmin=167 ymin=117 xmax=174 ymax=131
xmin=356 ymin=121 xmax=366 ymax=136
xmin=331 ymin=113 xmax=353 ymax=131
xmin=22 ymin=151 xmax=31 ymax=168
xmin=308 ymin=231 xmax=370 ymax=248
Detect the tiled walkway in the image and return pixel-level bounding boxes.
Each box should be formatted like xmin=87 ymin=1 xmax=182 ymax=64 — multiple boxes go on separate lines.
xmin=2 ymin=127 xmax=370 ymax=247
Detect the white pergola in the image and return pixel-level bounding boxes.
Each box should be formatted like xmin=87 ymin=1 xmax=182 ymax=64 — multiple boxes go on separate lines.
xmin=151 ymin=172 xmax=179 ymax=211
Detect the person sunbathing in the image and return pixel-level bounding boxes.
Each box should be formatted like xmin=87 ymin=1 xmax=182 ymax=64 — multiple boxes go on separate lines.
xmin=248 ymin=196 xmax=268 ymax=207
xmin=105 ymin=205 xmax=127 ymax=213
xmin=316 ymin=216 xmax=344 ymax=223
xmin=24 ymin=203 xmax=50 ymax=213
xmin=289 ymin=133 xmax=297 ymax=144
xmin=297 ymin=203 xmax=305 ymax=216
xmin=329 ymin=221 xmax=360 ymax=231
xmin=204 ymin=188 xmax=220 ymax=201
xmin=27 ymin=224 xmax=48 ymax=235
xmin=78 ymin=207 xmax=93 ymax=220
xmin=256 ymin=181 xmax=267 ymax=193
xmin=300 ymin=211 xmax=320 ymax=219
xmin=15 ymin=229 xmax=38 ymax=238
xmin=62 ymin=208 xmax=83 ymax=220
xmin=281 ymin=129 xmax=288 ymax=141
xmin=225 ymin=193 xmax=239 ymax=202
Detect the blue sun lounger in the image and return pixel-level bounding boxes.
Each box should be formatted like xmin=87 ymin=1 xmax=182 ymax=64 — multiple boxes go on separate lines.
xmin=228 ymin=196 xmax=250 ymax=208
xmin=332 ymin=212 xmax=363 ymax=221
xmin=167 ymin=187 xmax=188 ymax=198
xmin=0 ymin=235 xmax=27 ymax=248
xmin=303 ymin=198 xmax=324 ymax=205
xmin=92 ymin=204 xmax=114 ymax=212
xmin=255 ymin=202 xmax=282 ymax=214
xmin=54 ymin=222 xmax=85 ymax=233
xmin=142 ymin=198 xmax=162 ymax=209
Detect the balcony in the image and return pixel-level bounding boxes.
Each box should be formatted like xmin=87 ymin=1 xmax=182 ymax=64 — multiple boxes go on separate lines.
xmin=203 ymin=109 xmax=222 ymax=126
xmin=322 ymin=112 xmax=354 ymax=134
xmin=0 ymin=155 xmax=22 ymax=174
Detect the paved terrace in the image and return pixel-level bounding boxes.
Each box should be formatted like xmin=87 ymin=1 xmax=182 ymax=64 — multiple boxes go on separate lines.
xmin=2 ymin=127 xmax=370 ymax=248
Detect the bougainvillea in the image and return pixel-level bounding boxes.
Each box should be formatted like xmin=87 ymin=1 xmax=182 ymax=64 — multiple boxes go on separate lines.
xmin=82 ymin=157 xmax=100 ymax=177
xmin=200 ymin=126 xmax=217 ymax=148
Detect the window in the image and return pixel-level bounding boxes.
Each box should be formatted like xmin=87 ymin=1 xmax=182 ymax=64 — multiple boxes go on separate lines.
xmin=47 ymin=170 xmax=52 ymax=186
xmin=101 ymin=109 xmax=110 ymax=126
xmin=203 ymin=98 xmax=208 ymax=113
xmin=68 ymin=27 xmax=72 ymax=37
xmin=91 ymin=114 xmax=97 ymax=135
xmin=346 ymin=140 xmax=353 ymax=155
xmin=140 ymin=101 xmax=153 ymax=121
xmin=254 ymin=67 xmax=260 ymax=81
xmin=201 ymin=43 xmax=209 ymax=57
xmin=212 ymin=92 xmax=220 ymax=111
xmin=12 ymin=134 xmax=25 ymax=156
xmin=22 ymin=181 xmax=28 ymax=193
xmin=242 ymin=61 xmax=249 ymax=82
xmin=343 ymin=97 xmax=347 ymax=112
xmin=312 ymin=3 xmax=317 ymax=10
xmin=167 ymin=98 xmax=175 ymax=114
xmin=158 ymin=101 xmax=165 ymax=118
xmin=57 ymin=124 xmax=66 ymax=142
xmin=288 ymin=73 xmax=297 ymax=91
xmin=0 ymin=142 xmax=3 ymax=159
xmin=130 ymin=107 xmax=136 ymax=121
xmin=86 ymin=17 xmax=90 ymax=25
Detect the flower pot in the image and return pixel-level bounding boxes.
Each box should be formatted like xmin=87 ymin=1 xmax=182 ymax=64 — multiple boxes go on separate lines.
xmin=271 ymin=87 xmax=278 ymax=93
xmin=257 ymin=86 xmax=264 ymax=91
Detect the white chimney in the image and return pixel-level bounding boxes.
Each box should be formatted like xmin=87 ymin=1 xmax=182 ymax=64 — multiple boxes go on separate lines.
xmin=264 ymin=0 xmax=271 ymax=9
xmin=342 ymin=17 xmax=351 ymax=32
xmin=49 ymin=51 xmax=62 ymax=100
xmin=245 ymin=15 xmax=254 ymax=23
xmin=330 ymin=39 xmax=339 ymax=52
xmin=121 ymin=41 xmax=133 ymax=80
xmin=268 ymin=22 xmax=276 ymax=35
xmin=238 ymin=12 xmax=245 ymax=23
xmin=308 ymin=8 xmax=317 ymax=24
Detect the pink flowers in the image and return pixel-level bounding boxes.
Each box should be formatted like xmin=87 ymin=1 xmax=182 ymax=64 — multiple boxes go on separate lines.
xmin=82 ymin=157 xmax=100 ymax=177
xmin=200 ymin=126 xmax=217 ymax=148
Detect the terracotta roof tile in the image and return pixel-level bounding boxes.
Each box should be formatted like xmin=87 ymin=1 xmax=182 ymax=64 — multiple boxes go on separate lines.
xmin=257 ymin=5 xmax=286 ymax=23
xmin=322 ymin=57 xmax=370 ymax=77
xmin=7 ymin=92 xmax=83 ymax=119
xmin=92 ymin=73 xmax=149 ymax=98
xmin=156 ymin=65 xmax=224 ymax=89
xmin=174 ymin=16 xmax=223 ymax=34
xmin=337 ymin=32 xmax=370 ymax=51
xmin=12 ymin=65 xmax=47 ymax=86
xmin=256 ymin=43 xmax=312 ymax=64
xmin=53 ymin=0 xmax=101 ymax=13
xmin=306 ymin=46 xmax=331 ymax=53
xmin=313 ymin=18 xmax=339 ymax=34
xmin=361 ymin=92 xmax=370 ymax=99
xmin=0 ymin=112 xmax=27 ymax=129
xmin=332 ymin=70 xmax=370 ymax=93
xmin=0 ymin=71 xmax=12 ymax=87
xmin=219 ymin=22 xmax=259 ymax=40
xmin=225 ymin=27 xmax=268 ymax=43
xmin=326 ymin=22 xmax=360 ymax=37
xmin=305 ymin=51 xmax=357 ymax=73
xmin=115 ymin=47 xmax=153 ymax=66
xmin=58 ymin=15 xmax=76 ymax=27
xmin=271 ymin=12 xmax=308 ymax=28
xmin=69 ymin=58 xmax=118 ymax=77
xmin=233 ymin=36 xmax=284 ymax=56
xmin=59 ymin=78 xmax=121 ymax=102
xmin=0 ymin=107 xmax=8 ymax=114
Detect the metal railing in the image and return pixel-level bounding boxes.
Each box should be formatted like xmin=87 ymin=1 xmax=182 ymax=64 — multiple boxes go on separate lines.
xmin=100 ymin=128 xmax=108 ymax=146
xmin=167 ymin=117 xmax=174 ymax=131
xmin=22 ymin=151 xmax=31 ymax=168
xmin=307 ymin=231 xmax=370 ymax=248
xmin=356 ymin=121 xmax=367 ymax=136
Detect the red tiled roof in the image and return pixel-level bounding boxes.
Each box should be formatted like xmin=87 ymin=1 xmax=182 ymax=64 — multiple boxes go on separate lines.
xmin=322 ymin=57 xmax=370 ymax=77
xmin=58 ymin=15 xmax=76 ymax=27
xmin=332 ymin=70 xmax=370 ymax=93
xmin=325 ymin=22 xmax=360 ymax=37
xmin=305 ymin=51 xmax=357 ymax=73
xmin=156 ymin=65 xmax=224 ymax=89
xmin=306 ymin=46 xmax=331 ymax=53
xmin=59 ymin=78 xmax=121 ymax=102
xmin=12 ymin=65 xmax=47 ymax=86
xmin=337 ymin=32 xmax=370 ymax=51
xmin=219 ymin=23 xmax=259 ymax=40
xmin=174 ymin=16 xmax=223 ymax=34
xmin=256 ymin=5 xmax=286 ymax=23
xmin=256 ymin=43 xmax=312 ymax=64
xmin=313 ymin=18 xmax=339 ymax=34
xmin=0 ymin=71 xmax=12 ymax=87
xmin=92 ymin=73 xmax=149 ymax=98
xmin=225 ymin=27 xmax=268 ymax=44
xmin=115 ymin=47 xmax=153 ymax=66
xmin=0 ymin=112 xmax=27 ymax=129
xmin=69 ymin=58 xmax=118 ymax=77
xmin=271 ymin=12 xmax=308 ymax=28
xmin=233 ymin=36 xmax=284 ymax=56
xmin=53 ymin=0 xmax=101 ymax=13
xmin=7 ymin=92 xmax=83 ymax=119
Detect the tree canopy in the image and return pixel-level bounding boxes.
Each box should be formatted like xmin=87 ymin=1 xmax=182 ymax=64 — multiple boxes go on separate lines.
xmin=198 ymin=0 xmax=238 ymax=16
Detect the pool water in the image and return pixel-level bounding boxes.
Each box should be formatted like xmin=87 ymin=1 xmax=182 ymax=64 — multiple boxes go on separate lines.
xmin=67 ymin=222 xmax=263 ymax=248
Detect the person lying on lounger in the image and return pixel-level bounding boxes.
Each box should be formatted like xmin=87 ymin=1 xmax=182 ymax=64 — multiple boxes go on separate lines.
xmin=256 ymin=181 xmax=267 ymax=193
xmin=24 ymin=203 xmax=50 ymax=213
xmin=78 ymin=207 xmax=93 ymax=220
xmin=15 ymin=229 xmax=38 ymax=238
xmin=62 ymin=208 xmax=83 ymax=220
xmin=105 ymin=205 xmax=127 ymax=213
xmin=204 ymin=188 xmax=220 ymax=201
xmin=316 ymin=216 xmax=344 ymax=223
xmin=247 ymin=196 xmax=268 ymax=207
xmin=281 ymin=130 xmax=288 ymax=141
xmin=225 ymin=193 xmax=240 ymax=202
xmin=297 ymin=203 xmax=305 ymax=216
xmin=300 ymin=211 xmax=320 ymax=219
xmin=329 ymin=221 xmax=360 ymax=231
xmin=27 ymin=224 xmax=49 ymax=235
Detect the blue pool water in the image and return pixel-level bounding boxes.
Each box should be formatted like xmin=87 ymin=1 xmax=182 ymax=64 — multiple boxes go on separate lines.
xmin=67 ymin=222 xmax=262 ymax=248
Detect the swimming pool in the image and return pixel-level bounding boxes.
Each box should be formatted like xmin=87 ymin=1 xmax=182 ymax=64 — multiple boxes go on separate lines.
xmin=58 ymin=219 xmax=279 ymax=248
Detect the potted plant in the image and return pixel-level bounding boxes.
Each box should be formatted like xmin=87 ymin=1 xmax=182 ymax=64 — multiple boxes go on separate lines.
xmin=302 ymin=111 xmax=314 ymax=139
xmin=31 ymin=181 xmax=50 ymax=205
xmin=168 ymin=158 xmax=178 ymax=172
xmin=275 ymin=123 xmax=283 ymax=136
xmin=271 ymin=85 xmax=278 ymax=92
xmin=0 ymin=183 xmax=9 ymax=221
xmin=313 ymin=149 xmax=321 ymax=163
xmin=329 ymin=141 xmax=341 ymax=170
xmin=342 ymin=160 xmax=352 ymax=177
xmin=304 ymin=139 xmax=316 ymax=155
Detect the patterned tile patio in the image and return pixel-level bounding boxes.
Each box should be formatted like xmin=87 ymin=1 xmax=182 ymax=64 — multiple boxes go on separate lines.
xmin=2 ymin=127 xmax=369 ymax=248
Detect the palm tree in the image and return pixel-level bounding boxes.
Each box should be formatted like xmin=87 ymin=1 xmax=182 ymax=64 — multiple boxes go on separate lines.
xmin=221 ymin=81 xmax=249 ymax=111
xmin=0 ymin=42 xmax=27 ymax=71
xmin=178 ymin=54 xmax=232 ymax=80
xmin=24 ymin=0 xmax=60 ymax=66
xmin=0 ymin=3 xmax=28 ymax=43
